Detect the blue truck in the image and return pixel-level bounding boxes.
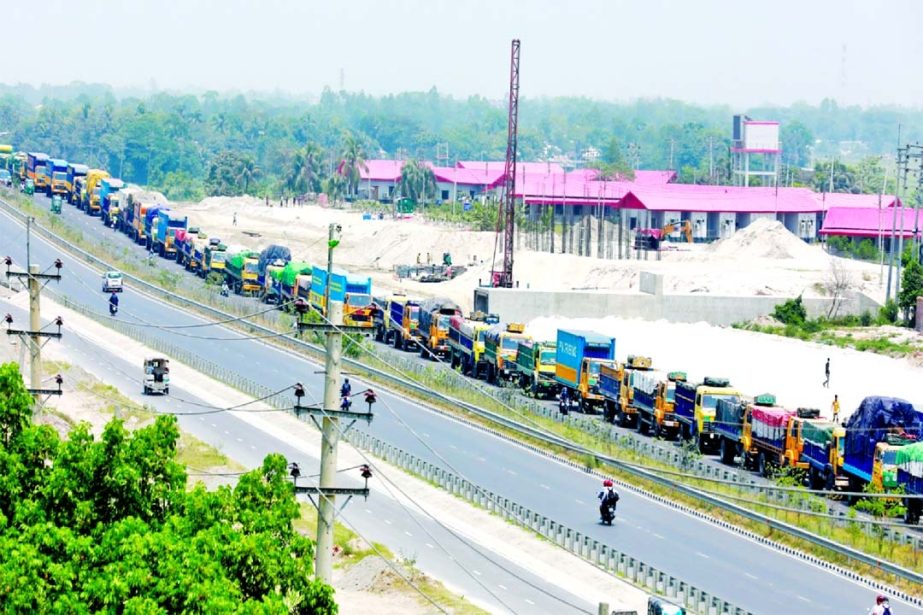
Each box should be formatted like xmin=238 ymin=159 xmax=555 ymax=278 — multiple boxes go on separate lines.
xmin=143 ymin=206 xmax=164 ymax=250
xmin=65 ymin=163 xmax=89 ymax=204
xmin=554 ymin=329 xmax=616 ymax=414
xmin=98 ymin=177 xmax=125 ymax=228
xmin=47 ymin=158 xmax=69 ymax=196
xmin=308 ymin=265 xmax=374 ymax=327
xmin=153 ymin=209 xmax=189 ymax=258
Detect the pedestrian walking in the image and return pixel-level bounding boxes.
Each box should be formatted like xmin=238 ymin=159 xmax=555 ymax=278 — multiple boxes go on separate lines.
xmin=823 ymin=358 xmax=830 ymax=388
xmin=232 ymin=212 xmax=237 ymax=226
xmin=831 ymin=394 xmax=840 ymax=423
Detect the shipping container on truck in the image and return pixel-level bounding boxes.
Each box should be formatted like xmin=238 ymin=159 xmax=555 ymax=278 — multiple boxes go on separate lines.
xmin=65 ymin=163 xmax=89 ymax=204
xmin=796 ymin=417 xmax=847 ymax=490
xmin=631 ymin=370 xmax=686 ymax=439
xmin=46 ymin=158 xmax=68 ymax=196
xmin=447 ymin=313 xmax=494 ymax=378
xmin=417 ymin=298 xmax=461 ymax=360
xmin=514 ymin=339 xmax=557 ymax=399
xmin=270 ymin=261 xmax=311 ymax=306
xmin=554 ymin=329 xmax=616 ymax=414
xmin=674 ymin=377 xmax=741 ymax=454
xmin=747 ymin=397 xmax=801 ymax=477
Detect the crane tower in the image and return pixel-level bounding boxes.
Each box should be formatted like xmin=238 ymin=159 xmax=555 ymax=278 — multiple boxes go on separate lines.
xmin=492 ymin=39 xmax=520 ymax=288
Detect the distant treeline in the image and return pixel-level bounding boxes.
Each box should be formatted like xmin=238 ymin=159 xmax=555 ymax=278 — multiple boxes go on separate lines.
xmin=0 ymin=82 xmax=920 ymax=200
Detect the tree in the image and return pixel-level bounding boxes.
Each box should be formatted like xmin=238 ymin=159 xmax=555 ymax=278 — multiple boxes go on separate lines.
xmin=340 ymin=132 xmax=368 ymax=198
xmin=288 ymin=142 xmax=323 ymax=195
xmin=400 ymin=159 xmax=437 ymax=204
xmin=236 ymin=155 xmax=261 ymax=193
xmin=0 ymin=362 xmax=337 ymax=614
xmin=898 ymin=257 xmax=923 ymax=324
xmin=322 ymin=173 xmax=346 ymax=204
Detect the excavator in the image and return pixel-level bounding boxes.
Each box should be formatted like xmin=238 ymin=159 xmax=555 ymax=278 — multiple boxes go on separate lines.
xmin=634 ymin=220 xmax=693 ymax=250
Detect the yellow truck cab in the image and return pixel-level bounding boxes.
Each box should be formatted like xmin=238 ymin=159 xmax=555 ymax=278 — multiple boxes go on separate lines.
xmin=675 ymin=377 xmax=741 ymax=453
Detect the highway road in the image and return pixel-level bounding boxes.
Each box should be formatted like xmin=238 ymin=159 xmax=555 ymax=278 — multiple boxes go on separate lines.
xmin=0 ymin=279 xmax=593 ymax=615
xmin=4 ymin=192 xmax=921 ymax=614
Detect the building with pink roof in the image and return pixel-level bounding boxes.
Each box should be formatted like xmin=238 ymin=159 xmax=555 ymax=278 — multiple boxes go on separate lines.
xmin=819 ymin=206 xmax=921 ymax=241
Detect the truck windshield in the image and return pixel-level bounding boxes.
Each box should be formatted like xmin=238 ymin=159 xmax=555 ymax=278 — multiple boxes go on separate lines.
xmin=540 ymin=350 xmax=556 ymax=364
xmin=52 ymin=172 xmax=67 ymax=181
xmin=349 ymin=294 xmax=372 ymax=307
xmin=244 ymin=262 xmax=259 ymax=273
xmin=437 ymin=315 xmax=451 ymax=329
xmin=501 ymin=338 xmax=519 ymax=351
xmin=702 ymin=394 xmax=738 ymax=409
xmin=588 ymin=362 xmax=602 ymax=375
xmin=665 ymin=385 xmax=676 ymax=402
xmin=408 ymin=306 xmax=420 ymax=321
xmin=212 ymin=252 xmax=227 ymax=263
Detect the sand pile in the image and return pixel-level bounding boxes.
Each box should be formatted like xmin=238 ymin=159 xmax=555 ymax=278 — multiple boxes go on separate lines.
xmin=707 ymin=218 xmax=818 ymax=260
xmin=123 ymin=185 xmax=168 ymax=205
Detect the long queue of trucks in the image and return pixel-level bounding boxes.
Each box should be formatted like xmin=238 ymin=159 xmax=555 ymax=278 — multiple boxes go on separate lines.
xmin=367 ymin=304 xmax=923 ymax=524
xmin=2 ymin=146 xmax=379 ymax=331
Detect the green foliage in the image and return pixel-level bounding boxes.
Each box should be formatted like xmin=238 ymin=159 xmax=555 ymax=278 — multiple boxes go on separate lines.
xmin=860 ymin=310 xmax=873 ymax=327
xmin=206 ymin=150 xmax=261 ymax=196
xmin=400 ymin=159 xmax=438 ymax=204
xmin=827 ymin=235 xmax=881 ymax=262
xmin=772 ymin=295 xmax=807 ymax=325
xmin=879 ymin=299 xmax=899 ymax=324
xmin=899 ymin=257 xmax=923 ymax=323
xmin=0 ymin=362 xmax=337 ymax=613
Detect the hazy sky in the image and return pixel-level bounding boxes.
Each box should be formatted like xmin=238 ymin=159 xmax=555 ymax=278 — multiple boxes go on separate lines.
xmin=3 ymin=0 xmax=922 ymax=107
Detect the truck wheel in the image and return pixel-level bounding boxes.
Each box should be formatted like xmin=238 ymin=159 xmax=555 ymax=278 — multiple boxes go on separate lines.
xmin=143 ymin=386 xmax=149 ymax=395
xmin=617 ymin=410 xmax=628 ymax=427
xmin=824 ymin=469 xmax=836 ymax=492
xmin=808 ymin=467 xmax=822 ymax=490
xmin=720 ymin=438 xmax=735 ymax=465
xmin=697 ymin=435 xmax=711 ymax=455
xmin=636 ymin=415 xmax=648 ymax=435
xmin=904 ymin=499 xmax=921 ymax=525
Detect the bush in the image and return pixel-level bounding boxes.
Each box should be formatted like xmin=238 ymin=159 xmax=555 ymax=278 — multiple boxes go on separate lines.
xmin=773 ymin=295 xmax=807 ymax=325
xmin=878 ymin=299 xmax=898 ymax=325
xmin=859 ymin=310 xmax=872 ymax=327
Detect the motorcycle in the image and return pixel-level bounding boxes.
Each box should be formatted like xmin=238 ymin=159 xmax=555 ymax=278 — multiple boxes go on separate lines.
xmin=109 ymin=302 xmax=118 ymax=316
xmin=600 ymin=501 xmax=617 ymax=525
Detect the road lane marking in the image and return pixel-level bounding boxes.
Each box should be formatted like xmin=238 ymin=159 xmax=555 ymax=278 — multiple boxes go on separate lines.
xmin=539 ymin=483 xmax=550 ymax=490
xmin=575 ymin=498 xmax=585 ymax=504
xmin=425 ymin=543 xmax=434 ymax=549
xmin=505 ymin=469 xmax=517 ymax=476
xmin=384 ymin=519 xmax=392 ymax=525
xmin=744 ymin=572 xmax=758 ymax=580
xmin=525 ymin=599 xmax=535 ymax=605
xmin=498 ymin=584 xmax=507 ymax=590
xmin=797 ymin=596 xmax=810 ymax=603
xmin=472 ymin=569 xmax=481 ymax=576
xmin=652 ymin=533 xmax=665 ymax=540
xmin=236 ymin=437 xmax=243 ymax=442
xmin=696 ymin=552 xmax=710 ymax=559
xmin=210 ymin=423 xmax=217 ymax=428
xmin=404 ymin=531 xmax=413 ymax=537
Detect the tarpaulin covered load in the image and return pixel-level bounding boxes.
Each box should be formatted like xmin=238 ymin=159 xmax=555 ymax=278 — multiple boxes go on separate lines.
xmin=751 ymin=406 xmax=796 ymax=442
xmin=844 ymin=396 xmax=922 ymax=460
xmin=258 ymin=244 xmax=291 ymax=274
xmin=227 ymin=250 xmax=259 ymax=270
xmin=801 ymin=420 xmax=837 ymax=446
xmin=716 ymin=398 xmax=745 ymax=426
xmin=896 ymin=442 xmax=923 ymax=478
xmin=280 ymin=261 xmax=311 ymax=287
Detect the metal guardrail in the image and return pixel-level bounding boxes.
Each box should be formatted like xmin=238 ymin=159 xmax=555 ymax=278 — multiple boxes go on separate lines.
xmin=3 ymin=196 xmax=922 ymax=602
xmin=51 ymin=293 xmax=747 ymax=615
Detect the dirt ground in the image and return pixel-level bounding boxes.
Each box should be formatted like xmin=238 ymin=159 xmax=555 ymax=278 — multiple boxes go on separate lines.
xmin=168 ymin=196 xmax=886 ymax=311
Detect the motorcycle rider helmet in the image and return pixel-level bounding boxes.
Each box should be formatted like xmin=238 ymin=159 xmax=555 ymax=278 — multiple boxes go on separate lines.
xmin=877 ymin=595 xmax=887 ymax=604
xmin=603 ymin=479 xmax=613 ymax=488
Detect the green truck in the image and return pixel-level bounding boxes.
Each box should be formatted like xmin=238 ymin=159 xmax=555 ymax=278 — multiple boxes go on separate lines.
xmin=483 ymin=322 xmax=530 ymax=384
xmin=200 ymin=241 xmax=228 ymax=279
xmin=514 ymin=340 xmax=557 ymax=399
xmin=225 ymin=249 xmax=261 ymax=294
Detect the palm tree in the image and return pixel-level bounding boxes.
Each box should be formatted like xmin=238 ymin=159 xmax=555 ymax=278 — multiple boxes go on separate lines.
xmin=323 ymin=173 xmax=346 ymax=204
xmin=400 ymin=160 xmax=437 ymax=205
xmin=340 ymin=133 xmax=368 ymax=198
xmin=288 ymin=142 xmax=324 ymax=195
xmin=237 ymin=156 xmax=261 ymax=194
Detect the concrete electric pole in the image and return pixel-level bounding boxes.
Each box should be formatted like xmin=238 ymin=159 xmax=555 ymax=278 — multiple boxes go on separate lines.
xmin=291 ymin=223 xmax=375 ymax=585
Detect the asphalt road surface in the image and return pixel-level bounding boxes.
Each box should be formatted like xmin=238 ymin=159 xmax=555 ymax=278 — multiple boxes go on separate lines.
xmin=3 ymin=193 xmax=920 ymax=614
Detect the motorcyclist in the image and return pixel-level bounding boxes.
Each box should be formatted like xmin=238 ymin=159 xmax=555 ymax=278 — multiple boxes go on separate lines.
xmin=340 ymin=378 xmax=352 ymax=399
xmin=871 ymin=594 xmax=893 ymax=615
xmin=109 ymin=292 xmax=119 ymax=315
xmin=558 ymin=387 xmax=570 ymax=415
xmin=597 ymin=479 xmax=619 ymax=525
xmin=220 ymin=281 xmax=230 ymax=296
xmin=340 ymin=395 xmax=353 ymax=411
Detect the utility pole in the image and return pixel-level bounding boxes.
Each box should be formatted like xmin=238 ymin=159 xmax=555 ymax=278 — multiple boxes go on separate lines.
xmin=4 ymin=255 xmax=65 ymax=402
xmin=291 ymin=224 xmax=374 ymax=586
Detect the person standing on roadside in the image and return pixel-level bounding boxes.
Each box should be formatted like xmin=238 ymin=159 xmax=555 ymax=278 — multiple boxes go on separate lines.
xmin=832 ymin=394 xmax=840 ymax=423
xmin=823 ymin=358 xmax=830 ymax=388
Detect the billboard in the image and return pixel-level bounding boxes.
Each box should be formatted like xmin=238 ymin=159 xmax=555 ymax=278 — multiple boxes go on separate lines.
xmin=743 ymin=122 xmax=780 ymax=151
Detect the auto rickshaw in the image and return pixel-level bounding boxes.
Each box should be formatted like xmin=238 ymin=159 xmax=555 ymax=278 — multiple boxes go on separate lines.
xmin=22 ymin=178 xmax=34 ymax=195
xmin=50 ymin=194 xmax=63 ymax=214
